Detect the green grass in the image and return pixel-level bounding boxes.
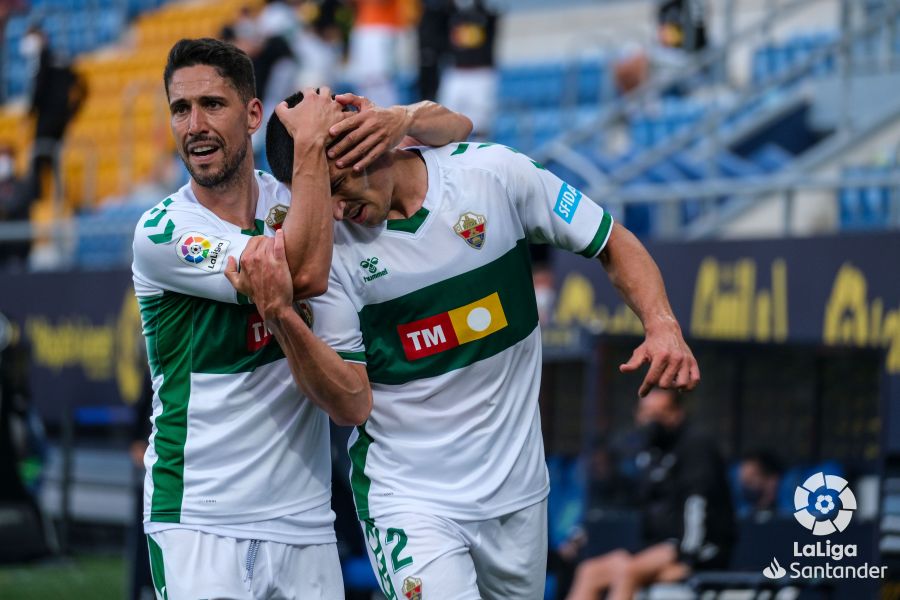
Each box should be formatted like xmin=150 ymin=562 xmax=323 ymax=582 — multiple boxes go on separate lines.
xmin=0 ymin=555 xmax=125 ymax=600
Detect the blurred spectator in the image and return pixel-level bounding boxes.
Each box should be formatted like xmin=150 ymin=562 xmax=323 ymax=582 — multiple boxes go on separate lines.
xmin=438 ymin=0 xmax=497 ymax=138
xmin=613 ymin=0 xmax=709 ymax=95
xmin=0 ymin=145 xmax=30 ymax=269
xmin=347 ymin=0 xmax=407 ymax=106
xmin=21 ymin=25 xmax=85 ymax=209
xmin=566 ymin=388 xmax=735 ymax=600
xmin=657 ymin=0 xmax=708 ymax=55
xmin=295 ymin=0 xmax=346 ymax=89
xmin=416 ymin=0 xmax=451 ymax=101
xmin=0 ymin=311 xmax=51 ymax=562
xmin=737 ymin=449 xmax=783 ymax=520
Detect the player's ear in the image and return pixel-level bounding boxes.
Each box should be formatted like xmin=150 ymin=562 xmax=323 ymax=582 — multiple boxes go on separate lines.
xmin=247 ymin=97 xmax=263 ymax=134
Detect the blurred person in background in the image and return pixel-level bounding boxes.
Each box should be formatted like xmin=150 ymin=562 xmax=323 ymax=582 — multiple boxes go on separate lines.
xmin=613 ymin=0 xmax=709 ymax=95
xmin=132 ymin=37 xmax=469 ymax=599
xmin=567 ymin=388 xmax=734 ymax=600
xmin=0 ymin=310 xmax=51 ymax=562
xmin=347 ymin=0 xmax=407 ymax=106
xmin=437 ymin=0 xmax=497 ymax=138
xmin=20 ymin=25 xmax=85 ymax=209
xmin=736 ymin=449 xmax=783 ymax=520
xmin=295 ymin=0 xmax=347 ymax=89
xmin=261 ymin=87 xmax=697 ymax=598
xmin=0 ymin=145 xmax=30 ymax=269
xmin=416 ymin=0 xmax=451 ymax=101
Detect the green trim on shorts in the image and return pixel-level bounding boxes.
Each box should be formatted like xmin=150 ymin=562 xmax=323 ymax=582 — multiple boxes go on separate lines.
xmin=147 ymin=535 xmax=168 ymax=599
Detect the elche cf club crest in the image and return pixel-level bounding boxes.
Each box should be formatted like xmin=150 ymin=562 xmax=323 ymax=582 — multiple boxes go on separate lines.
xmin=266 ymin=204 xmax=289 ymax=230
xmin=453 ymin=212 xmax=486 ymax=249
xmin=402 ymin=576 xmax=422 ymax=600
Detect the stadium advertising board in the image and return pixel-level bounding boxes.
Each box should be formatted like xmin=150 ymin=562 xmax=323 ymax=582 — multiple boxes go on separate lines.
xmin=0 ymin=270 xmax=144 ymax=424
xmin=551 ymin=230 xmax=900 ymax=451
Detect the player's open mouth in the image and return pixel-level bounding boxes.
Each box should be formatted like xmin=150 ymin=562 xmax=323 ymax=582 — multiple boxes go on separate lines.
xmin=349 ymin=205 xmax=366 ymax=224
xmin=187 ymin=143 xmax=221 ymax=162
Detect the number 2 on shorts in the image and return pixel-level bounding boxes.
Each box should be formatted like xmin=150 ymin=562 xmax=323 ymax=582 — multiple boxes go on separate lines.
xmin=385 ymin=527 xmax=413 ymax=572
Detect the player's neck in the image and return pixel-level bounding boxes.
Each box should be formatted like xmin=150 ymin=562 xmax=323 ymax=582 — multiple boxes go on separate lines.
xmin=191 ymin=162 xmax=259 ymax=231
xmin=388 ymin=150 xmax=428 ymax=219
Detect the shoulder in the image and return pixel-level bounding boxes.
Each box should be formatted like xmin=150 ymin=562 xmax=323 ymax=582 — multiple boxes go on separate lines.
xmin=256 ymin=170 xmax=290 ymax=201
xmin=427 ymin=142 xmax=544 ymax=180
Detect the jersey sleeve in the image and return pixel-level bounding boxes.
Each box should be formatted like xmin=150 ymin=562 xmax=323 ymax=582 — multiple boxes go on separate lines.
xmin=483 ymin=144 xmax=613 ymax=258
xmin=308 ymin=267 xmax=366 ymax=364
xmin=132 ymin=200 xmax=254 ymax=304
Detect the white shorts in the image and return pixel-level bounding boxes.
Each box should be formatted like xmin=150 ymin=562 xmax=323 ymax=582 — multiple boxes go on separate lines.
xmin=146 ymin=529 xmax=344 ymax=599
xmin=361 ymin=499 xmax=548 ymax=600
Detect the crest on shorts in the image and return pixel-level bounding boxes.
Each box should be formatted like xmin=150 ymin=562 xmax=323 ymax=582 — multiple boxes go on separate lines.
xmin=453 ymin=212 xmax=486 ymax=249
xmin=402 ymin=576 xmax=422 ymax=600
xmin=265 ymin=204 xmax=289 ymax=230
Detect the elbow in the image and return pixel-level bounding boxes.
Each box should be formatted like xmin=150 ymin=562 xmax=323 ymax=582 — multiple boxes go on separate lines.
xmin=333 ymin=393 xmax=372 ymax=427
xmin=292 ymin=271 xmax=329 ymax=299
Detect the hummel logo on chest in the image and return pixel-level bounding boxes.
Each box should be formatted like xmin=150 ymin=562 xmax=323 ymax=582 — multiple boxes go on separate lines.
xmin=360 ymin=256 xmax=389 ymax=283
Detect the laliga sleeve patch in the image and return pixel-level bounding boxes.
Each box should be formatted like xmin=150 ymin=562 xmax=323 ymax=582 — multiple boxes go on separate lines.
xmin=175 ymin=232 xmax=230 ymax=273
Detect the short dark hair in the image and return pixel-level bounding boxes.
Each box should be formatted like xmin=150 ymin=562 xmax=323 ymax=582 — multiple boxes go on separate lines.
xmin=265 ymin=90 xmax=305 ymax=184
xmin=163 ymin=38 xmax=256 ymax=103
xmin=266 ymin=90 xmax=349 ymax=184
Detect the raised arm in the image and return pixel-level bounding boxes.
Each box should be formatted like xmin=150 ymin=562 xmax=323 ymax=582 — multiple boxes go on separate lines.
xmin=225 ymin=230 xmax=372 ymax=426
xmin=275 ymin=87 xmax=347 ymax=298
xmin=598 ymin=223 xmax=700 ymax=396
xmin=327 ymin=93 xmax=473 ymax=171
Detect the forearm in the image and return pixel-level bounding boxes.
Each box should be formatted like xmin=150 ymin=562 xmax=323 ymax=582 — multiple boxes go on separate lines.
xmin=283 ymin=138 xmax=333 ymax=298
xmin=402 ymin=101 xmax=473 ymax=146
xmin=599 ymin=224 xmax=679 ymax=334
xmin=266 ymin=306 xmax=371 ymax=426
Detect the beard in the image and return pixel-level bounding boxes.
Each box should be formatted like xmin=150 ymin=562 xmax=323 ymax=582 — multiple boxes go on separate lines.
xmin=182 ymin=136 xmax=249 ymax=190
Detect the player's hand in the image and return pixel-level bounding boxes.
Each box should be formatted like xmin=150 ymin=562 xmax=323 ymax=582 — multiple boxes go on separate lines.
xmin=274 ymin=86 xmax=345 ymax=148
xmin=620 ymin=321 xmax=700 ymax=397
xmin=225 ymin=231 xmax=293 ymax=321
xmin=328 ymin=93 xmax=411 ymax=171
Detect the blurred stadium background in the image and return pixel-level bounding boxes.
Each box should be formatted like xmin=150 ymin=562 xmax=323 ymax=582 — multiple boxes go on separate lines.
xmin=0 ymin=0 xmax=898 ymax=598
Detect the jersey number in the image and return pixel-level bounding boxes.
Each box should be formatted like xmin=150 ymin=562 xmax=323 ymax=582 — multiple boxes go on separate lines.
xmin=385 ymin=527 xmax=413 ymax=572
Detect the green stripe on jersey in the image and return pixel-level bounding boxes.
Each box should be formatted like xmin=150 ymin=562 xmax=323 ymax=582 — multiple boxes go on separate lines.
xmin=138 ymin=293 xmax=285 ymax=521
xmin=139 ymin=294 xmax=191 ymax=522
xmin=358 ymin=238 xmax=538 ymax=385
xmin=579 ymin=211 xmax=613 ymax=258
xmin=349 ymin=424 xmax=375 ymax=519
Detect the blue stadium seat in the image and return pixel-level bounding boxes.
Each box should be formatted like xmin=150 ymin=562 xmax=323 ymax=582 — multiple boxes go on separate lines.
xmin=838 ymin=165 xmax=893 ymax=230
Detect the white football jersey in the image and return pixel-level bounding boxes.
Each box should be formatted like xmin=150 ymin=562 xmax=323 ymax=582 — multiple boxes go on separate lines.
xmin=132 ymin=171 xmax=334 ymax=544
xmin=310 ymin=143 xmax=613 ymax=521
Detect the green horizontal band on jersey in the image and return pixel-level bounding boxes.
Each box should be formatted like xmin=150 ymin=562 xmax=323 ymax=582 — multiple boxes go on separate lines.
xmin=338 ymin=350 xmax=367 ymax=363
xmin=237 ymin=292 xmax=252 ymax=305
xmin=358 ymin=237 xmax=539 ymax=385
xmin=386 ymin=207 xmax=430 ymax=234
xmin=579 ymin=211 xmax=613 ymax=258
